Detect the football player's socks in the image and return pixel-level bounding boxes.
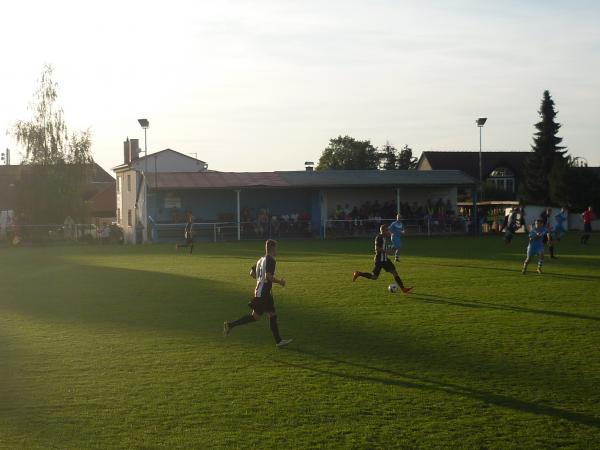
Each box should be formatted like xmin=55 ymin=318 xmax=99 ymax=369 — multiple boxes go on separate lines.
xmin=538 ymin=257 xmax=544 ymax=269
xmin=393 ymin=275 xmax=404 ymax=289
xmin=358 ymin=272 xmax=373 ymax=279
xmin=269 ymin=315 xmax=282 ymax=343
xmin=230 ymin=314 xmax=255 ymax=328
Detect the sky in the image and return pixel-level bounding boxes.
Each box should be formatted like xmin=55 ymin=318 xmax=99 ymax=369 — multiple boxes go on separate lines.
xmin=1 ymin=0 xmax=599 ymax=174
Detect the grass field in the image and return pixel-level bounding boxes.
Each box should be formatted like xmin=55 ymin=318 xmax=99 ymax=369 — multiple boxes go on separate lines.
xmin=1 ymin=235 xmax=599 ymax=449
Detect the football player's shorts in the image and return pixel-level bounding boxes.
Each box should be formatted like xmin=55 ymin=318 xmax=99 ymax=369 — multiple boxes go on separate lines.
xmin=372 ymin=260 xmax=396 ymax=277
xmin=248 ymin=295 xmax=276 ymax=315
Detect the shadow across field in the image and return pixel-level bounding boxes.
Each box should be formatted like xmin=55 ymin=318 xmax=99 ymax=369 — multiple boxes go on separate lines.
xmin=276 ymin=348 xmax=600 ymax=429
xmin=420 ymin=262 xmax=600 ymax=282
xmin=410 ymin=293 xmax=600 ymax=322
xmin=2 ymin=248 xmax=600 ymax=442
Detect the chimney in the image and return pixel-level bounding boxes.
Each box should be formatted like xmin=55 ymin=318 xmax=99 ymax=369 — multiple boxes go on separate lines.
xmin=123 ymin=138 xmax=130 ymax=164
xmin=304 ymin=161 xmax=315 ymax=172
xmin=130 ymin=139 xmax=140 ymax=161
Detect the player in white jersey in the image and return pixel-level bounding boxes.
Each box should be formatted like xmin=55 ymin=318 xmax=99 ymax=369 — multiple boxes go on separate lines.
xmin=223 ymin=239 xmax=292 ymax=347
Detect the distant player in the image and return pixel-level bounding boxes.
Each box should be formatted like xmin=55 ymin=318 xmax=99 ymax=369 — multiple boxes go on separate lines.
xmin=522 ymin=218 xmax=547 ymax=275
xmin=388 ymin=213 xmax=406 ymax=262
xmin=540 ymin=207 xmax=552 ymax=228
xmin=223 ymin=239 xmax=292 ymax=347
xmin=540 ymin=207 xmax=557 ymax=259
xmin=176 ymin=211 xmax=194 ymax=254
xmin=352 ymin=224 xmax=412 ymax=293
xmin=553 ymin=207 xmax=567 ymax=240
xmin=503 ymin=207 xmax=518 ymax=244
xmin=581 ymin=206 xmax=595 ymax=244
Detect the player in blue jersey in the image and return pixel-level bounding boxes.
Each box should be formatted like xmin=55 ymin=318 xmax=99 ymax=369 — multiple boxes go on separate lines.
xmin=553 ymin=207 xmax=567 ymax=240
xmin=522 ymin=218 xmax=547 ymax=275
xmin=388 ymin=213 xmax=406 ymax=262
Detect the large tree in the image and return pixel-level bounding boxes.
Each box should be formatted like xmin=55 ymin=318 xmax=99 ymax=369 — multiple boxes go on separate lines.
xmin=521 ymin=90 xmax=568 ymax=205
xmin=378 ymin=142 xmax=398 ymax=170
xmin=11 ymin=65 xmax=93 ymax=223
xmin=317 ymin=135 xmax=379 ymax=170
xmin=396 ymin=145 xmax=417 ymax=169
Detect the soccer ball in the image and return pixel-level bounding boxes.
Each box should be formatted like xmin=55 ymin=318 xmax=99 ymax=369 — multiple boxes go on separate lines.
xmin=388 ymin=283 xmax=398 ymax=293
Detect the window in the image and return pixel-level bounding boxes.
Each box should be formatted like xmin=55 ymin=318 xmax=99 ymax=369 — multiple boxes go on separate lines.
xmin=487 ymin=167 xmax=516 ymax=192
xmin=127 ymin=174 xmax=131 ymax=192
xmin=117 ymin=208 xmax=121 ymax=224
xmin=127 ymin=209 xmax=132 ymax=226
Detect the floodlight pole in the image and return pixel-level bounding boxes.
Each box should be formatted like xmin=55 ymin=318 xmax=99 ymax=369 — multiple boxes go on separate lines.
xmin=476 ymin=117 xmax=487 ymax=192
xmin=138 ymin=119 xmax=150 ymax=243
xmin=475 ymin=117 xmax=487 ymax=234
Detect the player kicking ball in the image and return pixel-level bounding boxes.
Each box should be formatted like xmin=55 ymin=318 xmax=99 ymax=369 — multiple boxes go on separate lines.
xmin=522 ymin=218 xmax=547 ymax=275
xmin=223 ymin=239 xmax=292 ymax=348
xmin=388 ymin=213 xmax=406 ymax=262
xmin=353 ymin=224 xmax=412 ymax=293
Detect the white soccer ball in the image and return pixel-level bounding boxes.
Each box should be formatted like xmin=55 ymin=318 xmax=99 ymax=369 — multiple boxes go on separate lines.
xmin=388 ymin=283 xmax=398 ymax=293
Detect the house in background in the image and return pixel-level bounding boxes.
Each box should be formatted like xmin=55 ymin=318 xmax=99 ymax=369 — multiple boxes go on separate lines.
xmin=1 ymin=162 xmax=115 ymax=225
xmin=84 ymin=164 xmax=116 ymax=227
xmin=417 ymin=151 xmax=530 ymax=200
xmin=112 ymin=138 xmax=209 ymax=243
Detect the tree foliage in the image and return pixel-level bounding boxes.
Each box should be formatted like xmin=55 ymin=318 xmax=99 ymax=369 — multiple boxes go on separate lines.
xmin=396 ymin=145 xmax=417 ymax=169
xmin=521 ymin=90 xmax=568 ymax=205
xmin=317 ymin=135 xmax=379 ymax=170
xmin=317 ymin=136 xmax=417 ymax=171
xmin=378 ymin=142 xmax=397 ymax=170
xmin=11 ymin=65 xmax=93 ymax=223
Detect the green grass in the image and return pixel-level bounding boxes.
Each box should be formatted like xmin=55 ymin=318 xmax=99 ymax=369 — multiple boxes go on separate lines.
xmin=1 ymin=235 xmax=599 ymax=449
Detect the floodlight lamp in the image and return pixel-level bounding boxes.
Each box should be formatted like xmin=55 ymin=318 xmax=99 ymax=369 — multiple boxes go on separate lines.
xmin=138 ymin=118 xmax=149 ymax=128
xmin=476 ymin=117 xmax=487 ymax=127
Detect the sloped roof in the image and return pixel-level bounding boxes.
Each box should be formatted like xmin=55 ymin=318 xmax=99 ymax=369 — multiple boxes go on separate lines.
xmin=87 ymin=184 xmax=116 ymax=215
xmin=92 ymin=163 xmax=115 ymax=182
xmin=112 ymin=148 xmax=207 ymax=171
xmin=0 ymin=162 xmax=113 ymax=182
xmin=418 ymin=151 xmax=530 ymax=179
xmin=147 ymin=171 xmax=288 ymax=189
xmin=145 ymin=169 xmax=476 ymax=189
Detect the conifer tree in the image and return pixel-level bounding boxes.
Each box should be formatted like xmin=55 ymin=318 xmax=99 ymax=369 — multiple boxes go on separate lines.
xmin=521 ymin=90 xmax=567 ymax=205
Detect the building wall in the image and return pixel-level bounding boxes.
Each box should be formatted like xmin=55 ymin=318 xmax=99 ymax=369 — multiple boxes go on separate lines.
xmin=149 ymin=188 xmax=313 ymax=222
xmin=131 ymin=151 xmax=207 ymax=173
xmin=147 ymin=186 xmax=458 ymax=225
xmin=325 ymin=187 xmax=458 ymax=217
xmin=116 ymin=168 xmax=141 ymax=244
xmin=416 ymin=157 xmax=432 ymax=170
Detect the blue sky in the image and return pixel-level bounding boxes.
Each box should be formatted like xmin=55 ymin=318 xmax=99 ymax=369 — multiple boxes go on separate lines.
xmin=1 ymin=0 xmax=599 ymax=172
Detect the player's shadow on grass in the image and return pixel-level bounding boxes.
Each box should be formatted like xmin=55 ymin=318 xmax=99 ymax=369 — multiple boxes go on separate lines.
xmin=421 ymin=262 xmax=600 ymax=282
xmin=411 ymin=293 xmax=600 ymax=322
xmin=277 ymin=348 xmax=600 ymax=429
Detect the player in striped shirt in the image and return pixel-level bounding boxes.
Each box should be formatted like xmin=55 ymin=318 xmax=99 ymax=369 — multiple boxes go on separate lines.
xmin=175 ymin=211 xmax=194 ymax=254
xmin=352 ymin=224 xmax=412 ymax=293
xmin=223 ymin=239 xmax=292 ymax=347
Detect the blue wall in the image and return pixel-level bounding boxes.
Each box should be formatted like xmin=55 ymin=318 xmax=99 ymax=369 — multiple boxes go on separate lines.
xmin=149 ymin=188 xmax=315 ymax=222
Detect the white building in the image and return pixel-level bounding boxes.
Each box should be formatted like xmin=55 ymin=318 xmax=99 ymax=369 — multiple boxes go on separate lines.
xmin=112 ymin=138 xmax=208 ymax=244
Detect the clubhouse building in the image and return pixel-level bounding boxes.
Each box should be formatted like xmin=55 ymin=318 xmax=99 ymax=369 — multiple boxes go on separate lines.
xmin=113 ymin=140 xmax=477 ymax=244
